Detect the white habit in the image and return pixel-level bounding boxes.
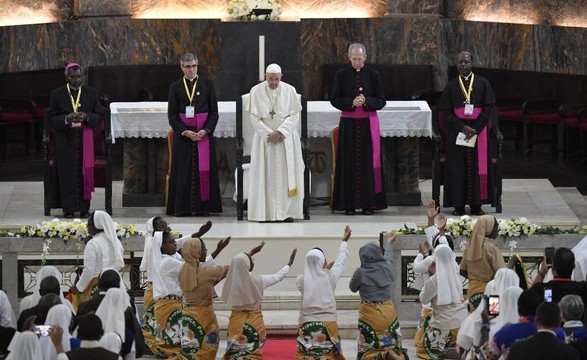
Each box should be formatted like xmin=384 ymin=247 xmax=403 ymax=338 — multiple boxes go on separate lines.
xmin=246 ymin=80 xmax=305 ymax=221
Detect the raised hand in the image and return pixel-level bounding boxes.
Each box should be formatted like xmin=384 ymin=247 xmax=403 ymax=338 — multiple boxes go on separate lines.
xmin=342 ymin=225 xmax=352 ymax=242
xmin=192 ymin=220 xmax=213 ymax=238
xmin=437 ymin=212 xmax=447 ymax=230
xmin=387 ymin=232 xmax=397 ymax=245
xmin=211 ymin=236 xmax=231 ymax=259
xmin=426 ymin=199 xmax=439 ymax=221
xmin=288 ymin=248 xmax=297 ymax=266
xmin=249 ymin=240 xmax=266 ymax=256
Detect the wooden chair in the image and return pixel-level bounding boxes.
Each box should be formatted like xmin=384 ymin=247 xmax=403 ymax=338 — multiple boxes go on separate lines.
xmin=43 ymin=108 xmax=112 ymax=215
xmin=236 ymin=93 xmax=310 ymax=220
xmin=432 ymin=107 xmax=503 ymax=213
xmin=522 ymin=99 xmax=562 ymax=156
xmin=0 ymin=98 xmax=37 ymax=156
xmin=495 ymin=96 xmax=525 ymax=152
xmin=329 ymin=127 xmax=339 ymax=211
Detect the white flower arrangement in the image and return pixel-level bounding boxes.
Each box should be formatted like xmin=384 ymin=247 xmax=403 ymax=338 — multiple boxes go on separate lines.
xmin=444 ymin=216 xmax=541 ymax=240
xmin=227 ymin=0 xmax=282 ymax=20
xmin=15 ymin=219 xmax=140 ymax=265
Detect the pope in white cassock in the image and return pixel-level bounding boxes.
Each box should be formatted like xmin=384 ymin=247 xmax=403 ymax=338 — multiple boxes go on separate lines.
xmin=246 ymin=63 xmax=305 ymax=222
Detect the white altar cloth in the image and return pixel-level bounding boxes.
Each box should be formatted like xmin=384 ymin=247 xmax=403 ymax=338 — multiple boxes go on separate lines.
xmin=110 ymin=100 xmax=431 ymax=143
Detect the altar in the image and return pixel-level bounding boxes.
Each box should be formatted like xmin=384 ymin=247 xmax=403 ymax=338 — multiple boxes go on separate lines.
xmin=110 ymin=101 xmax=432 ymax=207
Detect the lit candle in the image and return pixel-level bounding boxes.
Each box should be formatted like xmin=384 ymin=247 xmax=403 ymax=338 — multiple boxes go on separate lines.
xmin=259 ymin=35 xmax=265 ymax=81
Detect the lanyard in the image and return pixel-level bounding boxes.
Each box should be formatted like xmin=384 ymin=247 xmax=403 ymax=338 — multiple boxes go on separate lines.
xmin=67 ymin=84 xmax=82 ymax=112
xmin=458 ymin=73 xmax=474 ymax=104
xmin=182 ymin=77 xmax=198 ymax=105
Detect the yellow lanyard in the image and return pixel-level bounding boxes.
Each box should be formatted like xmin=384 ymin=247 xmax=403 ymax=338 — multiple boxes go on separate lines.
xmin=182 ymin=77 xmax=198 ymax=105
xmin=66 ymin=84 xmax=82 ymax=112
xmin=458 ymin=73 xmax=474 ymax=104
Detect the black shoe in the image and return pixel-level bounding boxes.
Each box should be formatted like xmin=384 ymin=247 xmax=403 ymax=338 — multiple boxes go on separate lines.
xmin=283 ymin=217 xmax=294 ymax=223
xmin=362 ymin=209 xmax=374 ymax=215
xmin=470 ymin=207 xmax=485 ymax=216
xmin=80 ymin=212 xmax=90 ymax=218
xmin=195 ymin=212 xmax=210 ymax=217
xmin=452 ymin=208 xmax=465 ymax=216
xmin=345 ymin=209 xmax=356 ymax=215
xmin=63 ymin=213 xmax=74 ymax=219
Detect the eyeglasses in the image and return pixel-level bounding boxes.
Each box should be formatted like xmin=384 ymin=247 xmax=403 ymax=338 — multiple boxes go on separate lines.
xmin=182 ymin=64 xmax=198 ymax=69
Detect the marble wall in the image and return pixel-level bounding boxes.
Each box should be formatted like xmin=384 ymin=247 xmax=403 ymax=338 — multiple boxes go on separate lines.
xmin=1 ymin=13 xmax=587 ymax=100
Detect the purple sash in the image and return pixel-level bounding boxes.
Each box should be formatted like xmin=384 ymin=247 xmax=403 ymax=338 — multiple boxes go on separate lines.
xmin=70 ymin=124 xmax=95 ymax=201
xmin=341 ymin=107 xmax=382 ymax=193
xmin=454 ymin=107 xmax=488 ymax=200
xmin=179 ymin=112 xmax=210 ymax=201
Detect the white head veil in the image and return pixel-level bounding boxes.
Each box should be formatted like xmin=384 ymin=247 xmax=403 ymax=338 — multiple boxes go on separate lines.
xmin=100 ymin=332 xmax=123 ymax=356
xmin=221 ymin=253 xmax=263 ymax=307
xmin=19 ymin=266 xmax=74 ymax=315
xmin=40 ymin=304 xmax=72 ymax=360
xmin=434 ymin=245 xmax=463 ymax=305
xmin=489 ymin=286 xmax=523 ymax=339
xmin=0 ymin=289 xmax=16 ymax=328
xmin=301 ymin=249 xmax=335 ymax=309
xmin=149 ymin=231 xmax=167 ymax=300
xmin=92 ymin=210 xmax=125 ymax=271
xmin=6 ymin=331 xmax=42 ymax=360
xmin=140 ymin=217 xmax=156 ymax=274
xmin=573 ymin=235 xmax=587 ymax=281
xmin=96 ymin=288 xmax=130 ymax=341
xmin=493 ymin=268 xmax=519 ymax=296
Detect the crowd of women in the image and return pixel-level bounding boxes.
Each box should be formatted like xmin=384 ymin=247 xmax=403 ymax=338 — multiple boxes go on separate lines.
xmin=3 ymin=204 xmax=587 ymax=359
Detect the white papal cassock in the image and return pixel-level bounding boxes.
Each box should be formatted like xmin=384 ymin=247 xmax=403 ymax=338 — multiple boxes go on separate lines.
xmin=246 ymin=81 xmax=305 ymax=222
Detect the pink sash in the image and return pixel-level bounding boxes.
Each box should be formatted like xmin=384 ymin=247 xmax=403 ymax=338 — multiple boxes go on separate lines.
xmin=70 ymin=124 xmax=95 ymax=201
xmin=341 ymin=107 xmax=382 ymax=193
xmin=453 ymin=107 xmax=488 ymax=200
xmin=179 ymin=112 xmax=210 ymax=201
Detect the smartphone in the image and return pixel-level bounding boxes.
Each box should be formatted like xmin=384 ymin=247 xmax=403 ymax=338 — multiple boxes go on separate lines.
xmin=545 ymin=247 xmax=555 ymax=268
xmin=544 ymin=287 xmax=553 ymax=303
xmin=488 ymin=295 xmax=500 ymax=316
xmin=34 ymin=325 xmax=52 ymax=337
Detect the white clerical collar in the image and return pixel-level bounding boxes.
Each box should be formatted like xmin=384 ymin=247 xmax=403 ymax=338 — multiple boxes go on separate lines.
xmin=460 ymin=72 xmax=473 ymax=81
xmin=185 ymin=75 xmax=198 ymax=82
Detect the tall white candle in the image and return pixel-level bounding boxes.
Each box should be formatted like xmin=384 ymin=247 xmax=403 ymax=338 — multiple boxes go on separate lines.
xmin=259 ymin=35 xmax=265 ymax=81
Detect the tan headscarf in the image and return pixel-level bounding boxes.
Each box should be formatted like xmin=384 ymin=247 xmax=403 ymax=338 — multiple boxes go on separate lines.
xmin=467 ymin=215 xmax=497 ymax=261
xmin=178 ymin=238 xmax=202 ymax=292
xmin=221 ymin=253 xmax=263 ymax=307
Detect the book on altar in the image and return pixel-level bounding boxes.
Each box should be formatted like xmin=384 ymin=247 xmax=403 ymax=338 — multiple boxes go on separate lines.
xmin=456 ymin=132 xmax=477 ymax=147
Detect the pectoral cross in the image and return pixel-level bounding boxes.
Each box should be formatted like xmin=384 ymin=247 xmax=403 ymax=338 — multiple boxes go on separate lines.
xmin=269 ymin=110 xmax=275 ymax=119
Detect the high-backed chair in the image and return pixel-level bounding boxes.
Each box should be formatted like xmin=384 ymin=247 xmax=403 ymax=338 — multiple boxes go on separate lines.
xmin=495 ymin=96 xmax=525 ymax=152
xmin=0 ymin=98 xmax=37 ymax=156
xmin=236 ymin=93 xmax=310 ymax=220
xmin=432 ymin=106 xmax=503 ymax=213
xmin=522 ymin=99 xmax=562 ymax=156
xmin=43 ymin=108 xmax=112 ymax=215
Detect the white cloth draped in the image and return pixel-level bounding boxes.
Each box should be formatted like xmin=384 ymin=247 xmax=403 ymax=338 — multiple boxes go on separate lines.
xmin=100 ymin=332 xmax=123 ymax=358
xmin=221 ymin=253 xmax=263 ymax=308
xmin=139 ymin=217 xmax=155 ymax=277
xmin=573 ymin=235 xmax=587 ymax=281
xmin=0 ymin=289 xmax=16 ymax=328
xmin=489 ymin=286 xmax=523 ymax=339
xmin=96 ymin=288 xmax=130 ymax=341
xmin=6 ymin=331 xmax=42 ymax=360
xmin=40 ymin=304 xmax=72 ymax=360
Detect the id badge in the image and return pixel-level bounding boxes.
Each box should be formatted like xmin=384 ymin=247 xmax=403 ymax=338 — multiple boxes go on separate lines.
xmin=464 ymin=103 xmax=474 ymax=116
xmin=185 ymin=106 xmax=195 ymax=118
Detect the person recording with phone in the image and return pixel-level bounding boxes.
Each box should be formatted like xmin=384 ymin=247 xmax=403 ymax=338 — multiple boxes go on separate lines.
xmin=530 ymin=247 xmax=587 ymax=306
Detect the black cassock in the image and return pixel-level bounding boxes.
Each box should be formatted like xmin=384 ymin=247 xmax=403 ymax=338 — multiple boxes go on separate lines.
xmin=330 ymin=66 xmax=387 ymax=211
xmin=48 ymin=85 xmax=102 ymax=214
xmin=438 ymin=75 xmax=496 ymax=209
xmin=166 ymin=76 xmax=222 ymax=215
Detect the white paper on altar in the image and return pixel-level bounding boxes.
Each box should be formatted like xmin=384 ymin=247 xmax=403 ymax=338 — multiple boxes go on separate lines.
xmin=109 ymin=100 xmax=432 ymax=144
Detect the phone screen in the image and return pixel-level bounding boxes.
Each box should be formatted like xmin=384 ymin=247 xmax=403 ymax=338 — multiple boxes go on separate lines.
xmin=544 ymin=288 xmax=553 ymax=303
xmin=488 ymin=295 xmax=500 ymax=316
xmin=34 ymin=325 xmax=52 ymax=337
xmin=545 ymin=247 xmax=555 ymax=268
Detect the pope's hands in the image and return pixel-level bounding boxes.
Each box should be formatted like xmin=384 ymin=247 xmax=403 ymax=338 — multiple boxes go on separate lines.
xmin=267 ymin=131 xmax=284 ymax=144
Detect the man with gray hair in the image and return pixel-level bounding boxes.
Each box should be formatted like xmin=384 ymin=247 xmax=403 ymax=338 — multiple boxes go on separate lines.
xmin=330 ymin=43 xmax=387 ymax=216
xmin=246 ymin=63 xmax=305 ymax=222
xmin=166 ymin=52 xmax=222 ymax=217
xmin=559 ymin=294 xmax=587 ymax=344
